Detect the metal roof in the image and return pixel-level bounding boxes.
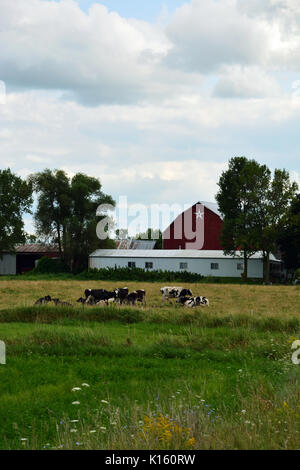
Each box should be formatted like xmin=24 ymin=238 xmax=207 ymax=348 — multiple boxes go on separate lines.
xmin=90 ymin=249 xmax=281 ymax=262
xmin=116 ymin=239 xmax=156 ymax=250
xmin=200 ymin=201 xmax=222 ymax=218
xmin=131 ymin=240 xmax=156 ymax=250
xmin=15 ymin=244 xmax=60 ymax=254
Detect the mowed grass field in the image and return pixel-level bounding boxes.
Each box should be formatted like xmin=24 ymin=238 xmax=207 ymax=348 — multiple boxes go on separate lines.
xmin=0 ymin=279 xmax=299 ymax=450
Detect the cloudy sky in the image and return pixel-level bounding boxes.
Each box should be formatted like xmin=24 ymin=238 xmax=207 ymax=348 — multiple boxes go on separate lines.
xmin=0 ymin=0 xmax=300 ymax=233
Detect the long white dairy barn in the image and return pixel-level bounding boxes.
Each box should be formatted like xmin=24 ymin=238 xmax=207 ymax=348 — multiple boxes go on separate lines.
xmin=89 ymin=250 xmax=282 ymax=279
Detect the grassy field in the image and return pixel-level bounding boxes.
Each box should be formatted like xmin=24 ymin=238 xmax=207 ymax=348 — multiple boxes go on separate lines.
xmin=0 ymin=279 xmax=299 ymax=450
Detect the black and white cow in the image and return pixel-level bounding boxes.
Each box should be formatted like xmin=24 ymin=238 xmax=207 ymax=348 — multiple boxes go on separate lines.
xmin=84 ymin=289 xmax=117 ymax=303
xmin=84 ymin=289 xmax=108 ymax=300
xmin=136 ymin=289 xmax=146 ymax=305
xmin=114 ymin=287 xmax=129 ymax=304
xmin=125 ymin=292 xmax=139 ymax=306
xmin=182 ymin=296 xmax=209 ymax=308
xmin=160 ymin=287 xmax=192 ymax=303
xmin=34 ymin=295 xmax=52 ymax=305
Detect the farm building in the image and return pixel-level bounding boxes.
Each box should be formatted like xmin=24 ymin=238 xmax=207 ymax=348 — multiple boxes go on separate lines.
xmin=16 ymin=244 xmax=60 ymax=274
xmin=89 ymin=249 xmax=282 ymax=279
xmin=163 ymin=201 xmax=223 ymax=250
xmin=116 ymin=239 xmax=156 ymax=250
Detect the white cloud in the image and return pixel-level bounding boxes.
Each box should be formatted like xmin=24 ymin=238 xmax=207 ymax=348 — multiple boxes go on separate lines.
xmin=62 ymin=159 xmax=228 ymax=206
xmin=0 ymin=0 xmax=300 ymax=228
xmin=0 ymin=0 xmax=170 ymax=105
xmin=165 ymin=0 xmax=270 ymax=73
xmin=213 ymin=66 xmax=281 ymax=98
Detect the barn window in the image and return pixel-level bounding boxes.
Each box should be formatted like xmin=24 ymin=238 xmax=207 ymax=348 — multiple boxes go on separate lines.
xmin=211 ymin=263 xmax=219 ymax=270
xmin=180 ymin=262 xmax=188 ymax=270
xmin=237 ymin=263 xmax=244 ymax=271
xmin=145 ymin=262 xmax=153 ymax=269
xmin=128 ymin=262 xmax=136 ymax=268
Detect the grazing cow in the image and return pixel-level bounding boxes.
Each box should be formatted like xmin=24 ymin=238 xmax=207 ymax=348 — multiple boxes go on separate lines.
xmin=125 ymin=292 xmax=138 ymax=306
xmin=84 ymin=289 xmax=117 ymax=303
xmin=160 ymin=287 xmax=192 ymax=303
xmin=114 ymin=287 xmax=129 ymax=304
xmin=34 ymin=295 xmax=52 ymax=305
xmin=136 ymin=289 xmax=146 ymax=305
xmin=179 ymin=288 xmax=193 ymax=298
xmin=84 ymin=289 xmax=107 ymax=300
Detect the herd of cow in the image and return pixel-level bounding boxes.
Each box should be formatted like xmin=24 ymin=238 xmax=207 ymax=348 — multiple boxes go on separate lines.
xmin=34 ymin=286 xmax=209 ymax=308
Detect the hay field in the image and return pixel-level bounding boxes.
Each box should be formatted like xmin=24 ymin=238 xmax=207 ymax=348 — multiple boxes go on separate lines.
xmin=0 ymin=279 xmax=299 ymax=450
xmin=0 ymin=279 xmax=300 ymax=318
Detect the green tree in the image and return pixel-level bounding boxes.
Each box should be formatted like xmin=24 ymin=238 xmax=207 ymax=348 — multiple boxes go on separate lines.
xmin=216 ymin=157 xmax=271 ymax=280
xmin=29 ymin=169 xmax=71 ymax=258
xmin=0 ymin=168 xmax=33 ymax=253
xmin=258 ymin=169 xmax=298 ymax=283
xmin=65 ymin=173 xmax=115 ymax=271
xmin=30 ymin=169 xmax=115 ymax=271
xmin=277 ymin=194 xmax=300 ymax=277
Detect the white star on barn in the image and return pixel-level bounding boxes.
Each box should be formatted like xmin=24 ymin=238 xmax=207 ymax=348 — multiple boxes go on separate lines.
xmin=195 ymin=209 xmax=204 ymax=220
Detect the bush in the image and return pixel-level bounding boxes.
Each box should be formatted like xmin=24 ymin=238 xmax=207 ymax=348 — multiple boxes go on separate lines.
xmin=33 ymin=256 xmax=70 ymax=274
xmin=76 ymin=266 xmax=204 ymax=283
xmin=294 ymin=268 xmax=300 ymax=279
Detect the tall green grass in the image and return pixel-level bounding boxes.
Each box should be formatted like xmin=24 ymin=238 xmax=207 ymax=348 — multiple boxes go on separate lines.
xmin=0 ymin=305 xmax=299 ymax=332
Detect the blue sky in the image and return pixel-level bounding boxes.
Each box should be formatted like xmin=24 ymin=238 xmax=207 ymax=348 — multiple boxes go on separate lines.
xmin=1 ymin=0 xmax=300 ymax=234
xmin=76 ymin=0 xmax=184 ymax=20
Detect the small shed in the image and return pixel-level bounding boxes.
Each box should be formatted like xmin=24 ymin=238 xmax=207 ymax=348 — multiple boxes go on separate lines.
xmin=16 ymin=244 xmax=60 ymax=274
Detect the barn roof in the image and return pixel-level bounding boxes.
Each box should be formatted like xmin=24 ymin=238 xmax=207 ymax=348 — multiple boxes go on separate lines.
xmin=90 ymin=249 xmax=281 ymax=262
xmin=200 ymin=201 xmax=222 ymax=218
xmin=15 ymin=244 xmax=60 ymax=254
xmin=116 ymin=239 xmax=156 ymax=250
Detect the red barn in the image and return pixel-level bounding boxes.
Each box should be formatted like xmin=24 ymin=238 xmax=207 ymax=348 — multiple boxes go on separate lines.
xmin=162 ymin=201 xmax=223 ymax=250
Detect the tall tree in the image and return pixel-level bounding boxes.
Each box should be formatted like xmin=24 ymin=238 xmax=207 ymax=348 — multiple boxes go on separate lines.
xmin=0 ymin=168 xmax=33 ymax=253
xmin=216 ymin=157 xmax=271 ymax=280
xmin=258 ymin=169 xmax=298 ymax=283
xmin=277 ymin=194 xmax=300 ymax=276
xmin=29 ymin=169 xmax=71 ymax=258
xmin=30 ymin=169 xmax=115 ymax=271
xmin=65 ymin=173 xmax=115 ymax=271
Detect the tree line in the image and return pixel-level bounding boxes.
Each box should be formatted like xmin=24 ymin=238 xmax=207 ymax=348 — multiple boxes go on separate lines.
xmin=0 ymin=160 xmax=300 ymax=280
